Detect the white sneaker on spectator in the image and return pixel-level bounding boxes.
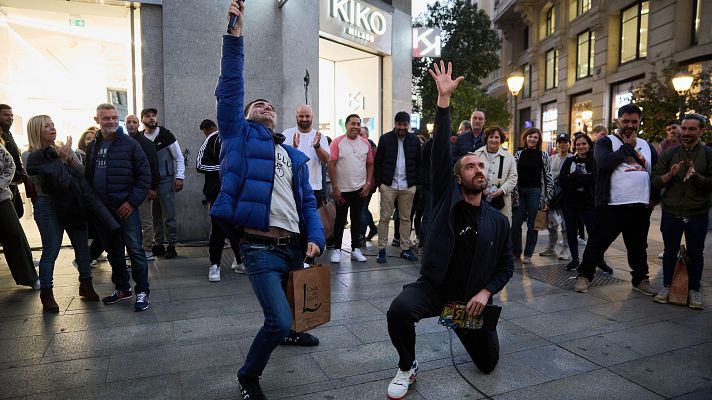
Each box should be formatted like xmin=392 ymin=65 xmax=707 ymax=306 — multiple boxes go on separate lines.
xmin=351 ymin=249 xmax=367 ymax=262
xmin=231 ymin=258 xmax=247 ymax=274
xmin=330 ymin=249 xmax=342 ymax=263
xmin=559 ymin=249 xmax=572 ymax=261
xmin=387 ymin=360 xmax=418 ymax=399
xmin=208 ymin=264 xmax=221 ymax=282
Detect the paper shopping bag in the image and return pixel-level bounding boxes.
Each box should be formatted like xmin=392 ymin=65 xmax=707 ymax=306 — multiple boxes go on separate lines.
xmin=318 ymin=201 xmax=336 ymax=239
xmin=669 ymin=245 xmax=689 ymax=306
xmin=287 ymin=264 xmax=331 ymax=332
xmin=533 ymin=209 xmax=548 ymax=231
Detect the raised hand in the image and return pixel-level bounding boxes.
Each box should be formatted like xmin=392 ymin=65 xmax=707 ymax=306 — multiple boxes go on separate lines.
xmin=427 ymin=60 xmax=464 ymax=108
xmin=226 ymin=0 xmax=244 ymax=37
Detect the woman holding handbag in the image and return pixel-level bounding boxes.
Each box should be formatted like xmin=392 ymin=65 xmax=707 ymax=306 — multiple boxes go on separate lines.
xmin=511 ymin=128 xmax=554 ymax=263
xmin=474 ymin=127 xmax=518 ymax=223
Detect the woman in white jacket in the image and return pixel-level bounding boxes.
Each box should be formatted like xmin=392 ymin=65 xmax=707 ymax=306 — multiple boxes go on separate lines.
xmin=474 ymin=127 xmax=518 ymax=224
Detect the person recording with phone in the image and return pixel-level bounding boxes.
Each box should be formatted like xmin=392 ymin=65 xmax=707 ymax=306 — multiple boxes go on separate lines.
xmin=385 ymin=61 xmax=513 ymax=400
xmin=212 ymin=2 xmax=325 ymax=399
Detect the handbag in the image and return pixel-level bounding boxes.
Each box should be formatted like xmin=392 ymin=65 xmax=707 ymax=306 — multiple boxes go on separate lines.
xmin=438 ymin=302 xmax=502 ymax=331
xmin=286 ymin=263 xmax=332 ymax=332
xmin=669 ymin=245 xmax=689 ymax=306
xmin=487 ymin=158 xmax=505 ymax=210
xmin=533 ymin=209 xmax=548 ymax=230
xmin=318 ymin=200 xmax=336 ymax=239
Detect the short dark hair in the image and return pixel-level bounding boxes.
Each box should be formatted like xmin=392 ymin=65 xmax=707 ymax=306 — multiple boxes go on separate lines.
xmin=520 ymin=128 xmax=542 ymax=150
xmin=345 ymin=114 xmax=361 ymax=125
xmin=484 ymin=126 xmax=506 ymax=143
xmin=199 ymin=119 xmax=217 ymax=130
xmin=664 ymin=119 xmax=680 ymax=128
xmin=0 ymin=104 xmax=11 ymax=112
xmin=617 ymin=103 xmax=642 ymax=118
xmin=244 ymin=98 xmax=273 ymax=115
xmin=683 ymin=113 xmax=706 ymax=129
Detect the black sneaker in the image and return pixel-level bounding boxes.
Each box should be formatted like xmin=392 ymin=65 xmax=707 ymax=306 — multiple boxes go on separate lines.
xmin=281 ymin=330 xmax=320 ymax=347
xmin=152 ymin=244 xmax=166 ymax=257
xmin=102 ymin=289 xmax=132 ymax=304
xmin=564 ymin=259 xmax=579 ymax=271
xmin=238 ymin=376 xmax=266 ymax=400
xmin=391 ymin=238 xmax=400 ymax=247
xmin=597 ymin=261 xmax=614 ymax=275
xmin=134 ymin=292 xmax=150 ymax=311
xmin=164 ymin=245 xmax=177 ymax=259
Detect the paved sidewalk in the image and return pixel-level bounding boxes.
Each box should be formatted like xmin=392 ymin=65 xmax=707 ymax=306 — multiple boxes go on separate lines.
xmin=0 ymin=209 xmax=710 ymax=399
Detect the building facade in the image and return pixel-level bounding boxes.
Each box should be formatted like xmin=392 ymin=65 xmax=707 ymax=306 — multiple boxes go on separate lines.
xmin=488 ymin=0 xmax=710 ymax=150
xmin=0 ymin=0 xmax=412 ymax=241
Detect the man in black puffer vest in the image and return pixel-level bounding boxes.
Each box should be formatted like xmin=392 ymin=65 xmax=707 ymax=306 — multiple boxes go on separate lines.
xmin=374 ymin=111 xmax=421 ymax=263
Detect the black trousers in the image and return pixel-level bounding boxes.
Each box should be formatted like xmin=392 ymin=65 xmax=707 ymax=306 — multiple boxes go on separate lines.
xmin=208 ymin=203 xmax=241 ymax=266
xmin=387 ymin=279 xmax=500 ymax=374
xmin=333 ymin=190 xmax=363 ymax=250
xmin=577 ymin=204 xmax=652 ymax=285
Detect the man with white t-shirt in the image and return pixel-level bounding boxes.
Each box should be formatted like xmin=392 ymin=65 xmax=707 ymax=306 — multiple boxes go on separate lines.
xmin=327 ymin=113 xmax=374 ymax=263
xmin=283 ymin=105 xmax=330 ymax=207
xmin=575 ymin=103 xmax=658 ymax=294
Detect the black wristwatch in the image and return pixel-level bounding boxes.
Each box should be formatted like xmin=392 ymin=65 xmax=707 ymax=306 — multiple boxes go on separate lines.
xmin=313 ymin=143 xmax=320 ymax=149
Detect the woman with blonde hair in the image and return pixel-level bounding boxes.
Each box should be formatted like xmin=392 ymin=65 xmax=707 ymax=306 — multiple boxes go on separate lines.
xmin=25 ymin=115 xmax=117 ymax=312
xmin=474 ymin=126 xmax=518 ymax=223
xmin=0 ymin=135 xmax=39 ymax=289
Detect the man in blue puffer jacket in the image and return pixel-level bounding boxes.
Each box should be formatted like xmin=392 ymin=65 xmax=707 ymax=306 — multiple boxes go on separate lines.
xmin=211 ymin=3 xmax=325 ymax=399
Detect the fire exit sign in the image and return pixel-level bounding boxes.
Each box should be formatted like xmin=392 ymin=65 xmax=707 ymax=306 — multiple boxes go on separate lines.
xmin=69 ymin=19 xmax=86 ymax=27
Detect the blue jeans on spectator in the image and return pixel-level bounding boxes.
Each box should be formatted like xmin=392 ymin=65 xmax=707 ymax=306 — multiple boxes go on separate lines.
xmin=660 ymin=211 xmax=708 ymax=291
xmin=34 ymin=196 xmax=91 ymax=288
xmin=511 ymin=187 xmax=542 ymax=257
xmin=419 ymin=188 xmax=433 ymax=248
xmin=562 ymin=207 xmax=594 ymax=261
xmin=96 ymin=209 xmax=150 ymax=294
xmin=238 ymin=240 xmax=303 ymax=378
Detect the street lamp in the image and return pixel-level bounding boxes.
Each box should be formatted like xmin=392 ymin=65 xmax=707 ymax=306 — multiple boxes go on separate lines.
xmin=672 ymin=72 xmax=693 ymax=119
xmin=507 ymin=71 xmax=525 ymax=149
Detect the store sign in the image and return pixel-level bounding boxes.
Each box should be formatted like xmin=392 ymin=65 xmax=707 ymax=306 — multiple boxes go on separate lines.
xmin=69 ymin=18 xmax=86 ymax=28
xmin=320 ymin=0 xmax=392 ymax=54
xmin=412 ymin=28 xmax=441 ymax=58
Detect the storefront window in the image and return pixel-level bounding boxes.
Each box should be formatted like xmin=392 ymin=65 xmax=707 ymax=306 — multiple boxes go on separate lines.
xmin=620 ymin=1 xmax=649 ymax=64
xmin=570 ymin=92 xmax=593 ymax=135
xmin=576 ymin=30 xmax=594 ymax=79
xmin=541 ymin=102 xmax=558 ymax=143
xmin=545 ymin=49 xmax=558 ymax=90
xmin=610 ymin=77 xmax=644 ymax=125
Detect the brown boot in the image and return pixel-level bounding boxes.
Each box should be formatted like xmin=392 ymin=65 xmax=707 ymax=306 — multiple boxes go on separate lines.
xmin=40 ymin=288 xmax=60 ymax=313
xmin=79 ymin=278 xmax=100 ymax=301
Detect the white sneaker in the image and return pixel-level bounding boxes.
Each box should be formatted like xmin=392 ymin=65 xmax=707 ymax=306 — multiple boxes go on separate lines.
xmin=387 ymin=360 xmax=418 ymax=399
xmin=539 ymin=247 xmax=557 ymax=256
xmin=231 ymin=259 xmax=247 ymax=274
xmin=351 ymin=249 xmax=367 ymax=262
xmin=578 ymin=237 xmax=587 ymax=245
xmin=90 ymin=259 xmax=98 ymax=267
xmin=145 ymin=251 xmax=155 ymax=261
xmin=330 ymin=250 xmax=342 ymax=263
xmin=231 ymin=258 xmax=238 ymax=271
xmin=208 ymin=264 xmax=221 ymax=282
xmin=559 ymin=249 xmax=571 ymax=261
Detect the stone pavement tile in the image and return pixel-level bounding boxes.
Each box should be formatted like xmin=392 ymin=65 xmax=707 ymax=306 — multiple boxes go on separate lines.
xmin=260 ymin=354 xmax=330 ymax=391
xmin=330 ymin=299 xmax=385 ymax=320
xmin=510 ymin=344 xmax=598 ymax=379
xmin=106 ymin=339 xmax=243 ymax=382
xmin=45 ymin=321 xmax=175 ymax=356
xmin=609 ymin=346 xmax=712 ymax=398
xmin=671 ymin=387 xmax=712 ymax=399
xmin=180 ymin=364 xmax=240 ymax=400
xmin=334 ymin=267 xmax=419 ymax=287
xmin=243 ymin=325 xmax=363 ymax=359
xmin=330 ymin=282 xmax=404 ymax=303
xmin=12 ymin=373 xmax=183 ymax=400
xmin=509 ymin=308 xmax=615 ymax=338
xmin=411 ymin=365 xmax=488 ymax=399
xmin=670 ymin=308 xmax=712 ymax=331
xmin=0 ymin=335 xmax=53 ymax=362
xmin=492 ymin=368 xmax=662 ymax=400
xmin=365 ymin=295 xmax=395 ymax=313
xmin=0 ymin=294 xmax=73 ymax=318
xmin=173 ymin=312 xmax=264 ymax=344
xmin=343 ymin=318 xmax=389 ymax=344
xmin=309 ymin=341 xmax=399 ymax=379
xmin=559 ymin=335 xmax=646 ymax=367
xmin=0 ymin=356 xmax=109 ymax=399
xmin=601 ymin=321 xmax=712 ymax=356
xmin=0 ymin=315 xmax=62 ymax=340
xmin=496 ymin=320 xmax=550 ymax=355
xmin=279 ymin=378 xmax=428 ymax=400
xmin=168 ymin=283 xmax=250 ymax=302
xmin=0 ymin=288 xmax=35 ymax=304
xmin=587 ymin=296 xmax=687 ymax=323
xmin=515 ymin=290 xmax=610 ymax=313
xmin=152 ymin=295 xmax=263 ymax=321
xmin=496 ymin=300 xmax=543 ymax=320
xmin=495 ymin=278 xmax=568 ymax=303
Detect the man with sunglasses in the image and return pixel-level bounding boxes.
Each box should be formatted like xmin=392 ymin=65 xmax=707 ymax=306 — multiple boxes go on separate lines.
xmin=212 ymin=2 xmax=325 ymax=398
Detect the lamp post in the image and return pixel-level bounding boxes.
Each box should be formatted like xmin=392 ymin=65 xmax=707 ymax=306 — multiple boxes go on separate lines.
xmin=672 ymin=72 xmax=693 ymax=119
xmin=507 ymin=71 xmax=525 ymax=149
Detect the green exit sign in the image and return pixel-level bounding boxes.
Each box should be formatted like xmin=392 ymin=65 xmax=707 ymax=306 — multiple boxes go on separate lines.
xmin=69 ymin=19 xmax=86 ymax=27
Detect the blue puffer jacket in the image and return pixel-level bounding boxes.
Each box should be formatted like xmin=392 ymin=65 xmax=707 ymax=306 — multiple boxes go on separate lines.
xmin=210 ymin=35 xmax=325 ymax=253
xmin=85 ymin=127 xmax=151 ymax=210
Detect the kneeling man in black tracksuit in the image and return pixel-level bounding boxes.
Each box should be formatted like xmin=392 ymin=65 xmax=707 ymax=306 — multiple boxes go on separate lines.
xmin=386 ymin=61 xmax=514 ymax=399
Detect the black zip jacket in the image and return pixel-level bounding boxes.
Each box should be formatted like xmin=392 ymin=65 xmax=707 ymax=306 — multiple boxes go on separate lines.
xmin=421 ymin=106 xmax=513 ymax=298
xmin=373 ymin=130 xmax=421 ymax=188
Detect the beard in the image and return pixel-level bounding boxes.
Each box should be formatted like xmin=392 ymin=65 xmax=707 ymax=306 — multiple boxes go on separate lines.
xmin=0 ymin=122 xmax=9 ymax=131
xmin=396 ymin=128 xmax=408 ymax=136
xmin=144 ymin=121 xmax=157 ymax=129
xmin=297 ymin=120 xmax=312 ymax=130
xmin=460 ymin=175 xmax=488 ymax=195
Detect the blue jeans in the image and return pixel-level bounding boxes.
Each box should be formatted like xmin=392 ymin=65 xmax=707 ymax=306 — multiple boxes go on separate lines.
xmin=660 ymin=211 xmax=708 ymax=291
xmin=96 ymin=209 xmax=150 ymax=294
xmin=238 ymin=240 xmax=303 ymax=378
xmin=33 ymin=197 xmax=91 ymax=288
xmin=419 ymin=189 xmax=433 ymax=248
xmin=511 ymin=187 xmax=542 ymax=257
xmin=153 ymin=178 xmax=178 ymax=246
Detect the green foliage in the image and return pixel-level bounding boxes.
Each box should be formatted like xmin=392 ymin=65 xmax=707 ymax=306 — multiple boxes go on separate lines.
xmin=412 ymin=0 xmax=504 ymax=132
xmin=687 ymin=67 xmax=712 ymax=143
xmin=450 ymin=80 xmax=511 ymax=132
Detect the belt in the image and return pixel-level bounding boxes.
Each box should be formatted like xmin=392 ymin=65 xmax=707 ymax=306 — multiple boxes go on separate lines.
xmin=244 ymin=233 xmax=299 ymax=246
